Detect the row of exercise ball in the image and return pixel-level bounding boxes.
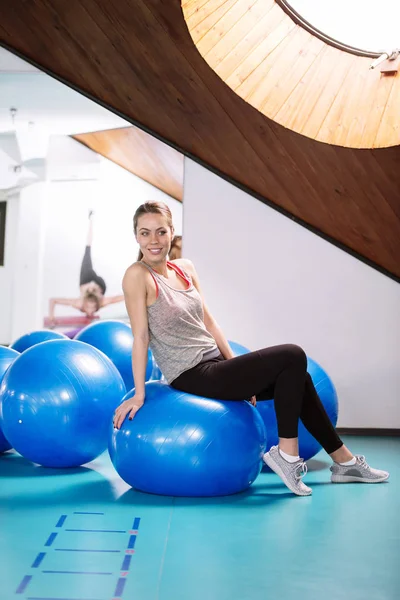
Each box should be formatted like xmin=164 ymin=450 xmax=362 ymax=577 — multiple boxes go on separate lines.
xmin=1 ymin=336 xmax=338 ymax=497
xmin=10 ymin=320 xmax=162 ymax=389
xmin=1 ymin=318 xmax=165 ymax=462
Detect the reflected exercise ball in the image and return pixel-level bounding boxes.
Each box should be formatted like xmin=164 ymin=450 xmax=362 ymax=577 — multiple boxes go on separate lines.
xmin=109 ymin=381 xmax=267 ymax=497
xmin=0 ymin=339 xmax=126 ymax=467
xmin=75 ymin=320 xmax=153 ymax=389
xmin=0 ymin=346 xmax=20 ymax=453
xmin=10 ymin=330 xmax=68 ymax=353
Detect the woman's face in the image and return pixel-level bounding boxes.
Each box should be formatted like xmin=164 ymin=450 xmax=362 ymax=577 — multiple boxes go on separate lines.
xmin=136 ymin=213 xmax=173 ymax=264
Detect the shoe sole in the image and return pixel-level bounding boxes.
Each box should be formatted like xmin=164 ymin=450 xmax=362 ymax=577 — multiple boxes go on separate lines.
xmin=331 ymin=474 xmax=389 ymax=483
xmin=263 ymin=453 xmax=312 ymax=496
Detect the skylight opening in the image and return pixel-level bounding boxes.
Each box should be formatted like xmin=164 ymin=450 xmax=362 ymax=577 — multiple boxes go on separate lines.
xmin=283 ymin=0 xmax=400 ymax=55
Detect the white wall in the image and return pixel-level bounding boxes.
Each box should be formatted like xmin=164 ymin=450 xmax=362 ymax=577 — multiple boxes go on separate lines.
xmin=11 ymin=183 xmax=48 ymax=341
xmin=0 ymin=46 xmax=130 ymax=136
xmin=1 ymin=186 xmax=48 ymax=344
xmin=183 ymin=158 xmax=400 ymax=429
xmin=0 ymin=191 xmax=19 ymax=344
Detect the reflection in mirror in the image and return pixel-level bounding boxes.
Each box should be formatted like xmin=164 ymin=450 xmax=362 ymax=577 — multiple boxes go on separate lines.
xmin=0 ymin=48 xmax=184 ymax=345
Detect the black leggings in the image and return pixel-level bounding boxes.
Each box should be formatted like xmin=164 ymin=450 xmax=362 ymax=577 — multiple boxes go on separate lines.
xmin=80 ymin=246 xmax=107 ymax=295
xmin=171 ymin=344 xmax=343 ymax=455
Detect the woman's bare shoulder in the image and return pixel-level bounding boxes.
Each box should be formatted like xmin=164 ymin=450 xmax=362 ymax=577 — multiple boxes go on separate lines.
xmin=171 ymin=257 xmax=195 ymax=275
xmin=124 ymin=261 xmax=148 ymax=275
xmin=123 ymin=262 xmax=148 ymax=288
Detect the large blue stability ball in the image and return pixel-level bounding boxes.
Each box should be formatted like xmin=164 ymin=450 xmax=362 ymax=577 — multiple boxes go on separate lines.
xmin=257 ymin=357 xmax=338 ymax=461
xmin=75 ymin=320 xmax=154 ymax=390
xmin=0 ymin=339 xmax=126 ymax=467
xmin=10 ymin=329 xmax=68 ymax=353
xmin=150 ymin=358 xmax=163 ymax=381
xmin=227 ymin=341 xmax=338 ymax=461
xmin=0 ymin=346 xmax=20 ymax=453
xmin=109 ymin=381 xmax=267 ymax=497
xmin=229 ymin=340 xmax=252 ymax=356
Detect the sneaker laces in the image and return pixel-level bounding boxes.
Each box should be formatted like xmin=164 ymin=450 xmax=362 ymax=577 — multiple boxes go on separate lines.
xmin=294 ymin=461 xmax=308 ymax=480
xmin=356 ymin=455 xmax=370 ymax=470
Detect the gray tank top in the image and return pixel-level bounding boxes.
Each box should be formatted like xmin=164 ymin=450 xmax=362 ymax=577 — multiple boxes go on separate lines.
xmin=141 ymin=261 xmax=220 ymax=383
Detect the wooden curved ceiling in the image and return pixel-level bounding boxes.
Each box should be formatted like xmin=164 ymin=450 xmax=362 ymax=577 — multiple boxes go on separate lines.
xmin=74 ymin=127 xmax=184 ymax=201
xmin=183 ymin=0 xmax=400 ymax=149
xmin=0 ymin=0 xmax=399 ymax=280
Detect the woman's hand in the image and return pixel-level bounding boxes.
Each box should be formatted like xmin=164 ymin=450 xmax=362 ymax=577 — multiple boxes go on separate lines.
xmin=113 ymin=396 xmax=144 ymax=429
xmin=249 ymin=395 xmax=257 ymax=407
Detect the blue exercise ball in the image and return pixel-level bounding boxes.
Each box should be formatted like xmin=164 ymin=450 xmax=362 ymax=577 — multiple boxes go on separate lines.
xmin=0 ymin=339 xmax=126 ymax=467
xmin=257 ymin=357 xmax=339 ymax=462
xmin=149 ymin=352 xmax=163 ymax=381
xmin=109 ymin=381 xmax=267 ymax=497
xmin=229 ymin=340 xmax=251 ymax=356
xmin=225 ymin=342 xmax=338 ymax=462
xmin=10 ymin=330 xmax=68 ymax=353
xmin=74 ymin=320 xmax=153 ymax=389
xmin=0 ymin=346 xmax=20 ymax=453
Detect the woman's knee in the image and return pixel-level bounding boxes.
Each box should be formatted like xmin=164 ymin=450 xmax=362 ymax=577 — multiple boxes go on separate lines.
xmin=304 ymin=372 xmax=313 ymax=384
xmin=285 ymin=344 xmax=307 ymax=370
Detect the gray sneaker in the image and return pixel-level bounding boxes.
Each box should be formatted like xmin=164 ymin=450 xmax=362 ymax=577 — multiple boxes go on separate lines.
xmin=263 ymin=445 xmax=312 ymax=496
xmin=330 ymin=455 xmax=389 ymax=483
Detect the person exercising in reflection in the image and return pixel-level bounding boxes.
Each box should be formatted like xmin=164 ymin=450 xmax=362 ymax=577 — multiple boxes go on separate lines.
xmin=48 ymin=211 xmax=124 ymax=323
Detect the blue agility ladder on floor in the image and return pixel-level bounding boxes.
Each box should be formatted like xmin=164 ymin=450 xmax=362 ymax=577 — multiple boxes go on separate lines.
xmin=15 ymin=512 xmax=141 ymax=600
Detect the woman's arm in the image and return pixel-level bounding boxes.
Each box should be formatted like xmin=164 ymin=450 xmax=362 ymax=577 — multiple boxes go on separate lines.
xmin=176 ymin=259 xmax=235 ymax=360
xmin=113 ymin=265 xmax=150 ymax=428
xmin=48 ymin=297 xmax=82 ymax=320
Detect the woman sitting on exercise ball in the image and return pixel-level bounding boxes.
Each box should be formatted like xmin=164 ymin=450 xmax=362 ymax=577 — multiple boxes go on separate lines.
xmin=113 ymin=201 xmax=389 ymax=496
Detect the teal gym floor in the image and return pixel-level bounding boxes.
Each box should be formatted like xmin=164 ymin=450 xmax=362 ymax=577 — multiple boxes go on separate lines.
xmin=1 ymin=436 xmax=398 ymax=600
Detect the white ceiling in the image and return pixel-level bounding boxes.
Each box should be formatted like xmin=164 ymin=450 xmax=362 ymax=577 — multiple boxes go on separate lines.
xmin=0 ymin=49 xmax=39 ymax=72
xmin=0 ymin=47 xmax=131 ymax=190
xmin=0 ymin=47 xmax=130 ymax=136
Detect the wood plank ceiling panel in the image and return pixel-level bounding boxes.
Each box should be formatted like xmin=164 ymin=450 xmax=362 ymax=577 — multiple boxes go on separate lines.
xmin=202 ymin=0 xmax=268 ymax=65
xmin=214 ymin=2 xmax=288 ymax=81
xmin=0 ymin=0 xmax=399 ymax=279
xmin=196 ymin=0 xmax=259 ymax=56
xmin=74 ymin=127 xmax=184 ymax=202
xmin=360 ymin=75 xmax=396 ymax=148
xmin=227 ymin=14 xmax=296 ymax=91
xmin=184 ymin=0 xmax=400 ymax=149
xmin=189 ymin=0 xmax=238 ymax=43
